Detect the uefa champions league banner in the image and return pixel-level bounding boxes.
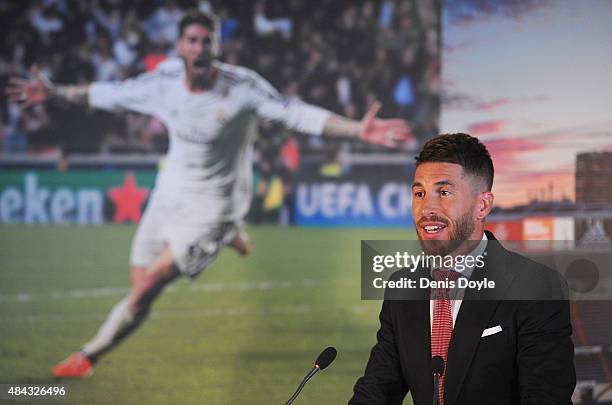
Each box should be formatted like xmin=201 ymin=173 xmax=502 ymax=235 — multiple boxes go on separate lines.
xmin=0 ymin=169 xmax=415 ymax=227
xmin=0 ymin=171 xmax=155 ymax=224
xmin=294 ymin=179 xmax=414 ymax=227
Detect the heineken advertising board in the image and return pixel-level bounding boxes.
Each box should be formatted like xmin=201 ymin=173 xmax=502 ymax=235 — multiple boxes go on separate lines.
xmin=0 ymin=171 xmax=155 ymax=224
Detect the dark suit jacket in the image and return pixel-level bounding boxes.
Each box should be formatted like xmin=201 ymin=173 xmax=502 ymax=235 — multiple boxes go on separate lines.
xmin=350 ymin=232 xmax=575 ymax=405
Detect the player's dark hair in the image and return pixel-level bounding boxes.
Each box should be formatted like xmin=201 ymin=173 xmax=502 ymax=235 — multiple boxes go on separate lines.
xmin=415 ymin=133 xmax=494 ymax=191
xmin=178 ymin=9 xmax=218 ymax=38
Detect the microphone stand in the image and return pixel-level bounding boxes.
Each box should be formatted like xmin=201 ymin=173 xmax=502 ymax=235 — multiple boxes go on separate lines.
xmin=433 ymin=372 xmax=440 ymax=405
xmin=431 ymin=355 xmax=444 ymax=405
xmin=284 ymin=366 xmax=320 ymax=405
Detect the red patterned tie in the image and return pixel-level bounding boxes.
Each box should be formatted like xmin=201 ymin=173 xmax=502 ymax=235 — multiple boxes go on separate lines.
xmin=431 ymin=269 xmax=461 ymax=405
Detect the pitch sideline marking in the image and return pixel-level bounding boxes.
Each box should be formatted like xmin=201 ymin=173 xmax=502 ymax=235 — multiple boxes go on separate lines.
xmin=0 ymin=303 xmax=322 ymax=323
xmin=0 ymin=279 xmax=320 ymax=303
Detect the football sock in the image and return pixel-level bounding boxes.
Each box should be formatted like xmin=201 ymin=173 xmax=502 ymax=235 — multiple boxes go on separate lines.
xmin=81 ymin=297 xmax=140 ymax=362
xmin=80 ymin=268 xmax=179 ymax=362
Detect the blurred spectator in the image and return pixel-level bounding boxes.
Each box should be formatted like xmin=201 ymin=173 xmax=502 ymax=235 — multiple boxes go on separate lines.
xmin=55 ymin=44 xmax=95 ymax=84
xmin=29 ymin=4 xmax=63 ymax=45
xmin=254 ymin=1 xmax=293 ymax=40
xmin=197 ymin=0 xmax=213 ymax=14
xmin=280 ymin=136 xmax=300 ymax=172
xmin=93 ymin=1 xmax=122 ymax=41
xmin=1 ymin=115 xmax=27 ymax=154
xmin=143 ymin=42 xmax=168 ymax=72
xmin=144 ymin=0 xmax=183 ymax=45
xmin=218 ymin=8 xmax=239 ymax=43
xmin=19 ymin=103 xmax=53 ymax=153
xmin=336 ymin=75 xmax=351 ymax=109
xmin=92 ymin=39 xmax=121 ymax=81
xmin=113 ymin=27 xmax=140 ymax=69
xmin=379 ymin=0 xmax=394 ymax=29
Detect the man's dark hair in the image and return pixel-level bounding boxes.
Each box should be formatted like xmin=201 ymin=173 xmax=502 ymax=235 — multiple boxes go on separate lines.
xmin=415 ymin=133 xmax=494 ymax=191
xmin=178 ymin=9 xmax=218 ymax=38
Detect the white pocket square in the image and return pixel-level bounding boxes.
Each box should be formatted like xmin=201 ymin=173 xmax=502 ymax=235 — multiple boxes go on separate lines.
xmin=481 ymin=325 xmax=503 ymax=337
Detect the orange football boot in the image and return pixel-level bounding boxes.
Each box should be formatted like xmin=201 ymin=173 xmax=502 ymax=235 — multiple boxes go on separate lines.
xmin=52 ymin=352 xmax=94 ymax=378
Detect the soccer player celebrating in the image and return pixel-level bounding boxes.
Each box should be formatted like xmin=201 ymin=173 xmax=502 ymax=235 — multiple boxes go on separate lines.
xmin=6 ymin=10 xmax=412 ymax=378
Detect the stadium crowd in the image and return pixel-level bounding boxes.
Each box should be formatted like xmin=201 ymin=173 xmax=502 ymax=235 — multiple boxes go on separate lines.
xmin=0 ymin=0 xmax=439 ymax=157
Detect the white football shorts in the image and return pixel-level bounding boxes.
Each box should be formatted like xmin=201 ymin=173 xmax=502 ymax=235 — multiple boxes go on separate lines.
xmin=129 ymin=192 xmax=239 ymax=279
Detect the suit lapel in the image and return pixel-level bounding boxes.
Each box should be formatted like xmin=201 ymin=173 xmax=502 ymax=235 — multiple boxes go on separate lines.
xmin=401 ymin=287 xmax=433 ymax=405
xmin=443 ymin=298 xmax=500 ymax=405
xmin=443 ymin=234 xmax=515 ymax=405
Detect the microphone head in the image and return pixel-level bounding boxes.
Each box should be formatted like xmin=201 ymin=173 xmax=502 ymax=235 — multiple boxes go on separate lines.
xmin=315 ymin=347 xmax=337 ymax=370
xmin=432 ymin=355 xmax=445 ymax=376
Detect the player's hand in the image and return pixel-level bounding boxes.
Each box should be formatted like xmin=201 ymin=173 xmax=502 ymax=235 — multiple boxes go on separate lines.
xmin=5 ymin=65 xmax=53 ymax=110
xmin=359 ymin=102 xmax=414 ymax=148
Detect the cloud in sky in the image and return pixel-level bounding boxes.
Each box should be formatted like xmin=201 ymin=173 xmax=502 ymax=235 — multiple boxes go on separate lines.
xmin=484 ymin=137 xmax=543 ymax=169
xmin=443 ymin=40 xmax=478 ymax=55
xmin=443 ymin=93 xmax=547 ymax=112
xmin=444 ymin=0 xmax=553 ymax=27
xmin=468 ymin=120 xmax=506 ymax=135
xmin=442 ymin=93 xmax=505 ymax=110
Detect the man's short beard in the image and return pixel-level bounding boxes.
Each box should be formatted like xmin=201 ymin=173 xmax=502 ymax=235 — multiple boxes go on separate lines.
xmin=419 ymin=209 xmax=476 ymax=256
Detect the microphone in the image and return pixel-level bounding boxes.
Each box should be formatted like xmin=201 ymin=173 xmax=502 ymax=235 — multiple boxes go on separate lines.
xmin=315 ymin=346 xmax=337 ymax=370
xmin=284 ymin=347 xmax=337 ymax=405
xmin=432 ymin=356 xmax=445 ymax=405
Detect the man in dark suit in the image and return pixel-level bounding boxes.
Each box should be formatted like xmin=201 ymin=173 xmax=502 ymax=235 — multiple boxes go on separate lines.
xmin=350 ymin=133 xmax=575 ymax=405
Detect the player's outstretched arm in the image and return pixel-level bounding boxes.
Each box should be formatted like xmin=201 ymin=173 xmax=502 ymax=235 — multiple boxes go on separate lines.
xmin=5 ymin=65 xmax=90 ymax=109
xmin=322 ymin=102 xmax=413 ymax=148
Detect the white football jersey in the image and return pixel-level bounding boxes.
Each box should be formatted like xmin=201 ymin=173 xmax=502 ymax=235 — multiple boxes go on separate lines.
xmin=89 ymin=58 xmax=330 ymax=223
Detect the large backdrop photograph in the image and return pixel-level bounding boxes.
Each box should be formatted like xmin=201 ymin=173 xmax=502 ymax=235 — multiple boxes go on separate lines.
xmin=0 ymin=0 xmax=611 ymax=404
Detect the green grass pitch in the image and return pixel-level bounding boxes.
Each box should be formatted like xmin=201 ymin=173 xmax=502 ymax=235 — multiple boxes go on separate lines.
xmin=0 ymin=225 xmax=416 ymax=404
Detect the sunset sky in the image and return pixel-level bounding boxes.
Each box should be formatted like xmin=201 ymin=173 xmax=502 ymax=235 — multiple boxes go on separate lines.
xmin=441 ymin=0 xmax=612 ymax=207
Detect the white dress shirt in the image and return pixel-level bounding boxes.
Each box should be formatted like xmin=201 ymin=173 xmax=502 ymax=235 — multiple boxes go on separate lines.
xmin=430 ymin=233 xmax=488 ymax=331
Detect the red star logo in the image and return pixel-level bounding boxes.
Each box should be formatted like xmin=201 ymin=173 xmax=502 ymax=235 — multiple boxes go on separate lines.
xmin=108 ymin=172 xmax=149 ymax=223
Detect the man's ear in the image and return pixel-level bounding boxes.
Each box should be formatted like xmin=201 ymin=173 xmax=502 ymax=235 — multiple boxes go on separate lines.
xmin=477 ymin=191 xmax=494 ymax=221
